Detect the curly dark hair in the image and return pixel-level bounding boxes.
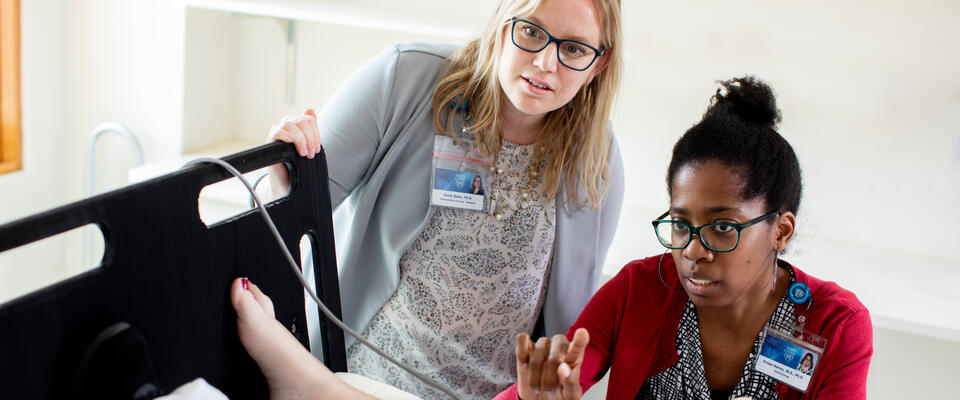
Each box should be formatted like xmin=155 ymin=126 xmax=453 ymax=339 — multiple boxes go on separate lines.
xmin=666 ymin=76 xmax=803 ymax=215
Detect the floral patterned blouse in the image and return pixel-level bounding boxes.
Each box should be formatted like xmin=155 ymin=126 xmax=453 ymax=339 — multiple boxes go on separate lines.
xmin=347 ymin=140 xmax=556 ymax=400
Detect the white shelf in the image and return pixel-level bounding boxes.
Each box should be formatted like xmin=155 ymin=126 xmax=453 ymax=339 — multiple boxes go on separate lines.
xmin=184 ymin=0 xmax=490 ymax=40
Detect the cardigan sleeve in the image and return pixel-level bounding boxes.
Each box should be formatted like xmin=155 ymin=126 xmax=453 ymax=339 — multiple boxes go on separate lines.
xmin=540 ymin=129 xmax=626 ymax=337
xmin=805 ymin=308 xmax=873 ymax=399
xmin=315 ymin=45 xmax=400 ymax=208
xmin=493 ymin=262 xmax=633 ymax=400
xmin=573 ymin=261 xmax=631 ymax=390
xmin=595 ymin=134 xmax=625 ymax=283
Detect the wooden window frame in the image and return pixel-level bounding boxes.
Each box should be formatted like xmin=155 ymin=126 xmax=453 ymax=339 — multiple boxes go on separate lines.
xmin=1 ymin=0 xmax=22 ymax=174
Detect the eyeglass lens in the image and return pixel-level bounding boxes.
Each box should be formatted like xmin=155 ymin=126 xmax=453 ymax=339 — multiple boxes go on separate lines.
xmin=655 ymin=222 xmax=739 ymax=251
xmin=512 ymin=20 xmax=597 ymax=70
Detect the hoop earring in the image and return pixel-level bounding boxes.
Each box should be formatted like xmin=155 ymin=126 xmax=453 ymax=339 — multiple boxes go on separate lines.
xmin=657 ymin=250 xmax=671 ymax=289
xmin=770 ymin=249 xmax=780 ymax=296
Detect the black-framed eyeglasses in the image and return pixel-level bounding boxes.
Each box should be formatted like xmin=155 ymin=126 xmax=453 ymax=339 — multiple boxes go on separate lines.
xmin=509 ymin=17 xmax=605 ymax=71
xmin=651 ymin=210 xmax=780 ymax=252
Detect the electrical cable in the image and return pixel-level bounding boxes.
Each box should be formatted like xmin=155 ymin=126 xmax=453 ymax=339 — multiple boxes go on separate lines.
xmin=185 ymin=157 xmax=461 ymax=400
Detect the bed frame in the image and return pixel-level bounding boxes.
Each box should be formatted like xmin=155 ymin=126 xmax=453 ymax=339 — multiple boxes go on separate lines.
xmin=0 ymin=142 xmax=346 ymax=399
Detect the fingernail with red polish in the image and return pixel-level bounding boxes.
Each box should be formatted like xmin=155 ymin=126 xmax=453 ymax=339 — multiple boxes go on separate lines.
xmin=241 ymin=277 xmax=249 ymax=290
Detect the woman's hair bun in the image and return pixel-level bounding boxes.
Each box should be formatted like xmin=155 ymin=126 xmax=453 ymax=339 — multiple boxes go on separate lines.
xmin=706 ymin=76 xmax=781 ymax=129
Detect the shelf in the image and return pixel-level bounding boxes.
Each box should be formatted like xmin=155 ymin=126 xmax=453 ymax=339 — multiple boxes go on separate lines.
xmin=184 ymin=0 xmax=490 ymax=40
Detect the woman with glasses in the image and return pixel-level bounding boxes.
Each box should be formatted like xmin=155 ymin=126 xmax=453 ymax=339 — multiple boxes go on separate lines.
xmin=498 ymin=77 xmax=873 ymax=399
xmin=260 ymin=0 xmax=624 ymax=398
xmin=470 ymin=175 xmax=485 ymax=195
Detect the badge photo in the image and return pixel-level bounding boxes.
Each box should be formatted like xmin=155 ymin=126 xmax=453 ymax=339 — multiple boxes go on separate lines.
xmin=430 ymin=135 xmax=492 ymax=212
xmin=754 ymin=326 xmax=825 ymax=392
xmin=432 ymin=168 xmax=486 ymax=210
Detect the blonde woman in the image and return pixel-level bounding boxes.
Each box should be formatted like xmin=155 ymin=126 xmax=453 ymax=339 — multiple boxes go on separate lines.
xmin=264 ymin=0 xmax=623 ymax=398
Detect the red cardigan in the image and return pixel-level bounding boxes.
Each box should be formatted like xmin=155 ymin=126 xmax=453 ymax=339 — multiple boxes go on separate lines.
xmin=495 ymin=256 xmax=873 ymax=400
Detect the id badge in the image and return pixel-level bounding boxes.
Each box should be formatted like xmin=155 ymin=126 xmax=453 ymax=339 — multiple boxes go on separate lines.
xmin=430 ymin=135 xmax=492 ymax=212
xmin=754 ymin=325 xmax=826 ymax=392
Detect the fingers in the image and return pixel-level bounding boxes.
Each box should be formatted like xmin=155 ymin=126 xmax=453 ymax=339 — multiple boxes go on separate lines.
xmin=516 ymin=333 xmax=533 ymax=367
xmin=513 ymin=330 xmax=589 ymax=400
xmin=564 ymin=328 xmax=590 ymax=366
xmin=267 ymin=111 xmax=322 ymax=159
xmin=557 ymin=362 xmax=572 ymax=382
xmin=270 ymin=121 xmax=307 ymax=157
xmin=555 ymin=329 xmax=589 ymax=399
xmin=557 ymin=363 xmax=582 ymax=400
xmin=295 ymin=112 xmax=319 ymax=159
xmin=516 ymin=333 xmax=534 ymax=399
xmin=266 ymin=163 xmax=291 ymax=198
xmin=528 ymin=336 xmax=551 ymax=393
xmin=555 ymin=329 xmax=588 ymax=400
xmin=538 ymin=334 xmax=569 ymax=395
xmin=302 ymin=108 xmax=320 ymax=155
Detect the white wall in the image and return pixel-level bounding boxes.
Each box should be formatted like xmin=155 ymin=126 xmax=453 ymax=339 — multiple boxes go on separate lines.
xmin=0 ymin=0 xmax=69 ymax=302
xmin=65 ymin=0 xmax=185 ymax=181
xmin=0 ymin=0 xmax=184 ymax=301
xmin=600 ymin=1 xmax=960 ymax=396
xmin=603 ymin=4 xmax=960 ymax=341
xmin=1 ymin=0 xmax=958 ymax=398
xmin=181 ymin=3 xmax=491 ymax=150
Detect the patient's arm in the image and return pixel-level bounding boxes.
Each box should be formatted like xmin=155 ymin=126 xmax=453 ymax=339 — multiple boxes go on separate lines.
xmin=230 ymin=278 xmax=376 ymax=400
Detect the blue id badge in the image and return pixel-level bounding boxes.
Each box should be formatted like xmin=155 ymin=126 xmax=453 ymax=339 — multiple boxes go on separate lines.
xmin=430 ymin=135 xmax=492 ymax=211
xmin=754 ymin=325 xmax=826 ymax=392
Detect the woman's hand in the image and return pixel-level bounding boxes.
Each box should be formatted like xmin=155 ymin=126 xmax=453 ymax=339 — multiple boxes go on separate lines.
xmin=269 ymin=108 xmax=323 ymax=158
xmin=516 ymin=328 xmax=589 ymax=400
xmin=265 ymin=108 xmax=322 ymax=197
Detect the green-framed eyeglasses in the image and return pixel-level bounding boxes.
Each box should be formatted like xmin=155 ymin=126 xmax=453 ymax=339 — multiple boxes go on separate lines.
xmin=651 ymin=210 xmax=780 ymax=252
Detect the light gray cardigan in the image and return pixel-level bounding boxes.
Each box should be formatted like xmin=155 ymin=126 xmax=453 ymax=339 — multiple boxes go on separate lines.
xmin=316 ymin=42 xmax=624 ymax=340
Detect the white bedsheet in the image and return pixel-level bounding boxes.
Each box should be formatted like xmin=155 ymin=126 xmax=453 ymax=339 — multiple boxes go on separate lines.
xmin=156 ymin=373 xmax=422 ymax=400
xmin=336 ymin=372 xmax=423 ymax=400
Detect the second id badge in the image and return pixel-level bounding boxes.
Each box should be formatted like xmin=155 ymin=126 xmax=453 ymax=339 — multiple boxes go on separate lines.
xmin=430 ymin=135 xmax=493 ymax=212
xmin=754 ymin=325 xmax=826 ymax=392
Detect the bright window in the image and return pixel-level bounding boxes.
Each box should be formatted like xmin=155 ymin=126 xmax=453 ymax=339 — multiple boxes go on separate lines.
xmin=0 ymin=0 xmax=22 ymax=174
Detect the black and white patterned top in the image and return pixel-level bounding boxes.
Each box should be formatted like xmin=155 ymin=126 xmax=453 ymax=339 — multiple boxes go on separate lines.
xmin=637 ymin=266 xmax=797 ymax=400
xmin=347 ymin=140 xmax=556 ymax=400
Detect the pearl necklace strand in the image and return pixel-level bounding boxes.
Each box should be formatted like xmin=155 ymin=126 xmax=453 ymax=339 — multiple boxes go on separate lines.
xmin=461 ymin=127 xmax=544 ymax=222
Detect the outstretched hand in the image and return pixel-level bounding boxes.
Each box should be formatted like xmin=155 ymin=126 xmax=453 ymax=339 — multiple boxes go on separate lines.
xmin=516 ymin=328 xmax=589 ymax=400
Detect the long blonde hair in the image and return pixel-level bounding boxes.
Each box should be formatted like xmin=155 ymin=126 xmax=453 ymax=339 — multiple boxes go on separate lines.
xmin=431 ymin=0 xmax=622 ymax=209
